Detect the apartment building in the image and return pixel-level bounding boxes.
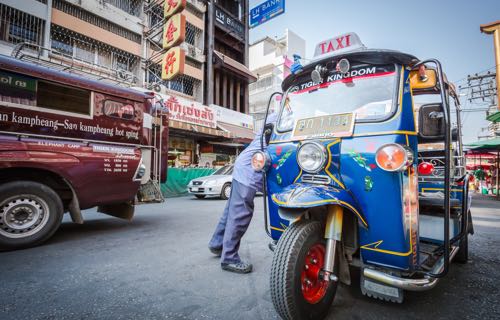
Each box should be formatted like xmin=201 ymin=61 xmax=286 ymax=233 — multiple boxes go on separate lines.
xmin=248 ymin=29 xmax=305 ymax=131
xmin=0 ymin=0 xmax=255 ymax=166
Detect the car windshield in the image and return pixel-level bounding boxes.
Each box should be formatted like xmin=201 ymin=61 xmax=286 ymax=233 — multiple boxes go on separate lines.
xmin=213 ymin=165 xmax=233 ymax=175
xmin=278 ymin=64 xmax=398 ymax=131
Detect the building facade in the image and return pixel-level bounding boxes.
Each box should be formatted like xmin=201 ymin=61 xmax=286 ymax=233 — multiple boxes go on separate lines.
xmin=0 ymin=0 xmax=255 ymax=167
xmin=248 ymin=29 xmax=305 ymax=131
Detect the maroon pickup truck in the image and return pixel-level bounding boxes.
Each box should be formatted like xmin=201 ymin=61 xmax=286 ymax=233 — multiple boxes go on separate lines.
xmin=0 ymin=55 xmax=168 ymax=250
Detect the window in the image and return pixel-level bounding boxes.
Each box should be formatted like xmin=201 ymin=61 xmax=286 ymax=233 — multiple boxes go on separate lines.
xmin=0 ymin=70 xmax=37 ymax=106
xmin=278 ymin=64 xmax=399 ymax=132
xmin=114 ymin=54 xmax=129 ymax=71
xmin=37 ymin=81 xmax=90 ymax=115
xmin=0 ymin=70 xmax=91 ymax=115
xmin=103 ymin=100 xmax=135 ymax=120
xmin=74 ymin=40 xmax=95 ymax=63
xmin=51 ymin=34 xmax=73 ymax=56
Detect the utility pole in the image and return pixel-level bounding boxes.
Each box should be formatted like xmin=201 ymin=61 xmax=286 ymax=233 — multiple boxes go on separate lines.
xmin=480 ymin=21 xmax=500 ymax=111
xmin=206 ymin=0 xmax=214 ymax=105
xmin=459 ymin=72 xmax=497 ymax=105
xmin=459 ymin=71 xmax=498 ymax=140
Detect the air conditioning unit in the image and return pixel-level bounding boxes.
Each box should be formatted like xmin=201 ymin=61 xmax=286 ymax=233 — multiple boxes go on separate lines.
xmin=180 ymin=43 xmax=205 ymax=63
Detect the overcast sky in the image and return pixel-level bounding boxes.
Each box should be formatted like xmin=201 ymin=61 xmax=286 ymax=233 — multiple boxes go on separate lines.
xmin=248 ymin=0 xmax=500 ymax=143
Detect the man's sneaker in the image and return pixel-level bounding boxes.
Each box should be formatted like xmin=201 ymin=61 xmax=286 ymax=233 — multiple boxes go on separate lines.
xmin=221 ymin=262 xmax=253 ymax=274
xmin=209 ymin=246 xmax=222 ymax=257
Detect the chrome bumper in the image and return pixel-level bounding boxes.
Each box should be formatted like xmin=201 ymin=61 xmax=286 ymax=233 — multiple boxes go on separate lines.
xmin=363 ymin=246 xmax=459 ymax=292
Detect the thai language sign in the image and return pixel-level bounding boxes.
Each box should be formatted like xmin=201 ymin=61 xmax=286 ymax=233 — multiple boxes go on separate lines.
xmin=161 ymin=94 xmax=216 ymax=128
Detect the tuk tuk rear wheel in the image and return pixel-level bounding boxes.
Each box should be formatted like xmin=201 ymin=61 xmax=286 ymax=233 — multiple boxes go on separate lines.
xmin=455 ymin=210 xmax=471 ymax=263
xmin=270 ymin=220 xmax=338 ymax=320
xmin=455 ymin=234 xmax=469 ymax=263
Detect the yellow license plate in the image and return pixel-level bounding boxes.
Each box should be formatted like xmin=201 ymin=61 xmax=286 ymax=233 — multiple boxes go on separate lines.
xmin=293 ymin=113 xmax=355 ymax=139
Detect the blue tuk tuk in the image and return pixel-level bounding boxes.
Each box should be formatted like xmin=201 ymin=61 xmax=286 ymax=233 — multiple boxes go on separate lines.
xmin=251 ymin=33 xmax=473 ymax=319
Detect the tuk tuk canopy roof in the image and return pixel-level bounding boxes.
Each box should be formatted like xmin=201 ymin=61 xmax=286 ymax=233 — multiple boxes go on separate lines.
xmin=282 ymin=49 xmax=418 ymax=91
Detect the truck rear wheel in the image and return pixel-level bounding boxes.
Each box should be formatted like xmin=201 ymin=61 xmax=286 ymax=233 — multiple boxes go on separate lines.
xmin=0 ymin=181 xmax=63 ymax=250
xmin=270 ymin=220 xmax=338 ymax=320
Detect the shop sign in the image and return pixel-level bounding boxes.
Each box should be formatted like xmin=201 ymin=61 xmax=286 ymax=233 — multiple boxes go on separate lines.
xmin=210 ymin=104 xmax=254 ymax=129
xmin=313 ymin=32 xmax=364 ymax=57
xmin=161 ymin=47 xmax=185 ymax=80
xmin=250 ymin=0 xmax=285 ymax=28
xmin=163 ymin=94 xmax=217 ymax=128
xmin=164 ymin=0 xmax=186 ymax=19
xmin=163 ymin=13 xmax=186 ymax=49
xmin=215 ymin=5 xmax=244 ymax=39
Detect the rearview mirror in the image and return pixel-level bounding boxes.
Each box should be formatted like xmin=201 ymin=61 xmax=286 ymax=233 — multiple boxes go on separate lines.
xmin=264 ymin=123 xmax=274 ymax=145
xmin=418 ymin=103 xmax=446 ymax=141
xmin=410 ymin=68 xmax=438 ymax=91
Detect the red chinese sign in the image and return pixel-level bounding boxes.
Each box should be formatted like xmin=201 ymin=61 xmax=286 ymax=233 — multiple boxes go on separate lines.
xmin=163 ymin=13 xmax=185 ymax=49
xmin=164 ymin=0 xmax=186 ymax=19
xmin=161 ymin=47 xmax=185 ymax=80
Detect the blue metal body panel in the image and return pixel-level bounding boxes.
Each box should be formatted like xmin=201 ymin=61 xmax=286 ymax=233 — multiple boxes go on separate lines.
xmin=271 ymin=183 xmax=367 ymax=227
xmin=266 ymin=67 xmax=423 ymax=271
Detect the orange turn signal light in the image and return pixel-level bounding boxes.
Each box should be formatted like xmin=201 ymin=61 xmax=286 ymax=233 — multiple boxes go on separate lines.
xmin=375 ymin=144 xmax=413 ymax=172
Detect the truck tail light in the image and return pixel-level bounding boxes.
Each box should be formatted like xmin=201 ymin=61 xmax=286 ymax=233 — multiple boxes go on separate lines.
xmin=375 ymin=144 xmax=414 ymax=172
xmin=134 ymin=159 xmax=147 ymax=181
xmin=417 ymin=162 xmax=435 ymax=175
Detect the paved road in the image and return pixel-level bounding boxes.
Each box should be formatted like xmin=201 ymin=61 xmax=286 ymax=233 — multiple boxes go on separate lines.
xmin=0 ymin=194 xmax=499 ymax=320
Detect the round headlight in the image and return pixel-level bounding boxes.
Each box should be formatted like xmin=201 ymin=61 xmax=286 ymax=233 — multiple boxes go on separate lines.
xmin=375 ymin=143 xmax=414 ymax=172
xmin=251 ymin=151 xmax=270 ymax=172
xmin=297 ymin=142 xmax=327 ymax=173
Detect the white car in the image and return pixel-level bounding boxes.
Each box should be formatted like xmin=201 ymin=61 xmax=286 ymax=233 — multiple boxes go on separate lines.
xmin=188 ymin=165 xmax=233 ymax=199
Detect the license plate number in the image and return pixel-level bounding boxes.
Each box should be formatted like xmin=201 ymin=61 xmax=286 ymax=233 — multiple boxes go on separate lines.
xmin=293 ymin=113 xmax=355 ymax=139
xmin=191 ymin=187 xmax=198 ymax=192
xmin=364 ymin=280 xmax=399 ymax=298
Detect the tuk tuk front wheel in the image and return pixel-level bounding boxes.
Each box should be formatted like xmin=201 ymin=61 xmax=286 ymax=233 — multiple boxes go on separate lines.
xmin=270 ymin=220 xmax=338 ymax=320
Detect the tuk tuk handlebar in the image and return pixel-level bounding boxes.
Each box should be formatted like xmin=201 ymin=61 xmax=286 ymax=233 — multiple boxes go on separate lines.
xmin=414 ymin=59 xmax=452 ymax=279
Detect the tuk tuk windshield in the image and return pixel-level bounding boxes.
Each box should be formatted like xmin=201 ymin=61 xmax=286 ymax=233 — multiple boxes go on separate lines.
xmin=277 ymin=64 xmax=399 ymax=131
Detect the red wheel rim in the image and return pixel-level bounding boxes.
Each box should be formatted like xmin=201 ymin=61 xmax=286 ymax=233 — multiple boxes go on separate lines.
xmin=301 ymin=243 xmax=329 ymax=304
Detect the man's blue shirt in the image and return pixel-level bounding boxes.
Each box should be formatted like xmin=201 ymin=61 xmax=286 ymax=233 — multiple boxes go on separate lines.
xmin=232 ymin=113 xmax=277 ymax=192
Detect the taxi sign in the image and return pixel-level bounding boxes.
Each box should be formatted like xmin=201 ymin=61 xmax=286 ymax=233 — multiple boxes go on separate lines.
xmin=313 ymin=32 xmax=364 ymax=57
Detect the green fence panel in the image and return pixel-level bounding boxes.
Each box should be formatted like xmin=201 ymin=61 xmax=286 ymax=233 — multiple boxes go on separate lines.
xmin=161 ymin=168 xmax=215 ymax=198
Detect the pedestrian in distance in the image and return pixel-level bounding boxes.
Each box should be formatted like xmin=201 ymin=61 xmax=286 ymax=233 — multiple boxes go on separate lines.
xmin=208 ymin=113 xmax=278 ymax=273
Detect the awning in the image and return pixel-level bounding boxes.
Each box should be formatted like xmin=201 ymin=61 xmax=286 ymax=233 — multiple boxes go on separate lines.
xmin=214 ymin=51 xmax=257 ymax=82
xmin=218 ymin=122 xmax=256 ymax=142
xmin=466 ymin=137 xmax=500 ymax=151
xmin=169 ymin=119 xmax=231 ymax=138
xmin=487 ymin=111 xmax=500 ymax=123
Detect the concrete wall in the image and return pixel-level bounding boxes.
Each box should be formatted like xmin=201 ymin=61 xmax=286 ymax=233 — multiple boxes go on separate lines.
xmin=64 ymin=0 xmax=143 ymax=34
xmin=0 ymin=0 xmax=49 ymax=20
xmin=51 ymin=9 xmax=142 ymax=56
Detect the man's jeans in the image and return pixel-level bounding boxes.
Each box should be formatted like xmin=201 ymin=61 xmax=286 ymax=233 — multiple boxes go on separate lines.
xmin=209 ymin=179 xmax=256 ymax=264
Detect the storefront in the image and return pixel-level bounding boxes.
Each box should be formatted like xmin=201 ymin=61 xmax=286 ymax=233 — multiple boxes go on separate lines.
xmin=158 ymin=92 xmax=255 ymax=168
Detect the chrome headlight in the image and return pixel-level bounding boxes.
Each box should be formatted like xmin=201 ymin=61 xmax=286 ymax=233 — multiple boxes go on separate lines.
xmin=251 ymin=151 xmax=271 ymax=172
xmin=297 ymin=142 xmax=327 ymax=173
